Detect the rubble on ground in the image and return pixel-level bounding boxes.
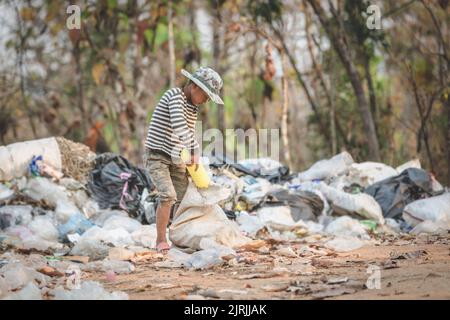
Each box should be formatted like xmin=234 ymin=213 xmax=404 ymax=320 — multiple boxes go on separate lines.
xmin=0 ymin=138 xmax=449 ymax=299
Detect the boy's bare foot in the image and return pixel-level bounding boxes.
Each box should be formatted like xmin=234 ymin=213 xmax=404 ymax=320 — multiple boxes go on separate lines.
xmin=156 ymin=241 xmax=170 ymax=252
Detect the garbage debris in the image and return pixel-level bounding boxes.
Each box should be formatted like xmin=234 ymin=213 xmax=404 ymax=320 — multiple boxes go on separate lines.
xmin=325 ymin=237 xmax=366 ymax=252
xmin=402 ymin=193 xmax=450 ymax=228
xmin=0 ymin=184 xmax=14 ymax=202
xmin=70 ymin=226 xmax=134 ymax=260
xmin=131 ymin=224 xmax=157 ymax=248
xmin=0 ymin=136 xmax=448 ymax=300
xmin=0 ymin=137 xmax=62 ymax=181
xmin=102 ymin=215 xmax=141 ymax=233
xmin=28 ymin=155 xmax=64 ymax=181
xmin=235 ymin=212 xmax=265 ymax=237
xmin=55 ymin=137 xmax=96 ymax=183
xmin=296 ymin=151 xmax=354 ymax=182
xmin=28 ymin=215 xmax=59 ymax=242
xmin=318 ymin=182 xmax=385 ymax=224
xmin=169 ymin=182 xmax=251 ymax=250
xmin=257 ymin=205 xmax=309 ymax=234
xmin=57 ymin=213 xmax=95 ymax=239
xmin=329 ymin=162 xmax=398 ymax=190
xmin=365 ymin=168 xmax=435 ymax=220
xmin=52 ymin=281 xmax=128 ymax=300
xmin=410 ymin=221 xmax=449 ymax=235
xmin=87 ymin=153 xmax=153 ymax=219
xmin=2 ymin=282 xmax=42 ymax=300
xmin=324 ymin=216 xmax=370 ymax=240
xmin=258 ymin=188 xmax=324 ymax=222
xmin=395 ymin=159 xmax=421 ymax=173
xmin=0 ymin=262 xmax=49 ymax=290
xmin=0 ymin=205 xmax=33 ymax=230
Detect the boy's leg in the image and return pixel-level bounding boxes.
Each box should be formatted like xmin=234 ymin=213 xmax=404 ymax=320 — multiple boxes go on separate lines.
xmin=144 ymin=151 xmax=178 ymax=251
xmin=170 ymin=161 xmax=189 ymax=208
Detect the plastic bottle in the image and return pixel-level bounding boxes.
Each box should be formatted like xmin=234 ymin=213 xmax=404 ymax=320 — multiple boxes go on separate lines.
xmin=180 ymin=149 xmax=210 ymax=188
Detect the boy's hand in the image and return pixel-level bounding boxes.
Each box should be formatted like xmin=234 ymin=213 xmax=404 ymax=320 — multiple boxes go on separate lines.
xmin=190 ymin=153 xmax=199 ymax=171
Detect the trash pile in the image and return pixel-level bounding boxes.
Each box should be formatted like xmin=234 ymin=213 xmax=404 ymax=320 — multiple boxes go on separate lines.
xmin=1 ymin=138 xmax=449 ymax=300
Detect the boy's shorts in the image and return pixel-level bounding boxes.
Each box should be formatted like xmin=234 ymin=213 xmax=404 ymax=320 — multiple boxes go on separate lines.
xmin=143 ymin=149 xmax=189 ymax=203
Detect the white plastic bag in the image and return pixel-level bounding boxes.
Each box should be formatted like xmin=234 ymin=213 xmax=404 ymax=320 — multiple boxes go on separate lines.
xmin=236 ymin=212 xmax=264 ymax=237
xmin=70 ymin=226 xmax=134 ymax=259
xmin=131 ymin=225 xmax=157 ymax=248
xmin=169 ymin=183 xmax=251 ymax=250
xmin=325 ymin=216 xmax=370 ymax=240
xmin=102 ymin=216 xmax=142 ymax=233
xmin=297 ymin=151 xmax=354 ymax=181
xmin=24 ymin=177 xmax=69 ymax=207
xmin=319 ymin=183 xmax=385 ymax=225
xmin=325 ymin=237 xmax=366 ymax=252
xmin=27 ymin=215 xmax=59 ymax=242
xmin=257 ymin=206 xmax=308 ymax=232
xmin=2 ymin=282 xmax=42 ymax=300
xmin=0 ymin=137 xmax=62 ymax=181
xmin=329 ymin=162 xmax=398 ymax=189
xmin=403 ymin=193 xmax=450 ymax=227
xmin=52 ymin=281 xmax=128 ymax=300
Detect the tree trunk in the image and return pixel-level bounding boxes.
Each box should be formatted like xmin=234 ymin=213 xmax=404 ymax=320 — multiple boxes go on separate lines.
xmin=274 ymin=29 xmax=330 ymax=142
xmin=307 ymin=0 xmax=380 ymax=161
xmin=447 ymin=95 xmax=450 ymax=186
xmin=74 ymin=40 xmax=87 ymax=136
xmin=364 ymin=56 xmax=378 ymax=136
xmin=211 ymin=1 xmax=225 ymax=154
xmin=168 ymin=0 xmax=176 ymax=88
xmin=280 ymin=52 xmax=291 ymax=167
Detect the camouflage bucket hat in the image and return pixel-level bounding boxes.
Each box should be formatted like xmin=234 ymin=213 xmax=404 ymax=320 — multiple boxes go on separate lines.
xmin=181 ymin=67 xmax=224 ymax=105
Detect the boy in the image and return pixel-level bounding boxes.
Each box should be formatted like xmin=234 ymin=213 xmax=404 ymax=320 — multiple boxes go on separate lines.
xmin=144 ymin=67 xmax=224 ymax=252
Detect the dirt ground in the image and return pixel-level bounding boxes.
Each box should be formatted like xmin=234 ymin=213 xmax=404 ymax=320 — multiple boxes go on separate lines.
xmin=83 ymin=234 xmax=450 ymax=300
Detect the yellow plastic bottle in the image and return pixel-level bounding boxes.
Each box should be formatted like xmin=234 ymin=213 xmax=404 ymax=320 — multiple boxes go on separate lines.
xmin=180 ymin=149 xmax=211 ymax=188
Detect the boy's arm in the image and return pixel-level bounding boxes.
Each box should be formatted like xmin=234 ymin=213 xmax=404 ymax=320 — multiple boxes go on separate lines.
xmin=167 ymin=91 xmax=199 ymax=156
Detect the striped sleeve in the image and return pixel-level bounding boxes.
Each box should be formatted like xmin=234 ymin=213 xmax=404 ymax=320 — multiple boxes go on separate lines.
xmin=167 ymin=90 xmax=197 ymax=150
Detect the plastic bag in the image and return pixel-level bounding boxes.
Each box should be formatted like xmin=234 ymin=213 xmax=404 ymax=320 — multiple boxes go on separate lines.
xmin=131 ymin=225 xmax=157 ymax=248
xmin=2 ymin=282 xmax=42 ymax=300
xmin=325 ymin=216 xmax=370 ymax=240
xmin=329 ymin=162 xmax=398 ymax=190
xmin=258 ymin=188 xmax=324 ymax=222
xmin=169 ymin=183 xmax=251 ymax=250
xmin=70 ymin=226 xmax=134 ymax=260
xmin=57 ymin=213 xmax=95 ymax=239
xmin=0 ymin=137 xmax=62 ymax=181
xmin=52 ymin=281 xmax=128 ymax=300
xmin=364 ymin=168 xmax=434 ymax=220
xmin=0 ymin=205 xmax=33 ymax=230
xmin=0 ymin=184 xmax=14 ymax=202
xmin=55 ymin=200 xmax=82 ymax=224
xmin=236 ymin=212 xmax=264 ymax=237
xmin=325 ymin=237 xmax=366 ymax=252
xmin=0 ymin=262 xmax=49 ymax=290
xmin=319 ymin=183 xmax=385 ymax=224
xmin=402 ymin=193 xmax=450 ymax=227
xmin=409 ymin=220 xmax=449 ymax=235
xmin=297 ymin=151 xmax=354 ymax=181
xmin=87 ymin=153 xmax=153 ymax=219
xmin=237 ymin=158 xmax=290 ymax=182
xmin=24 ymin=177 xmax=69 ymax=206
xmin=257 ymin=206 xmax=309 ymax=232
xmin=28 ymin=215 xmax=59 ymax=242
xmin=102 ymin=215 xmax=141 ymax=233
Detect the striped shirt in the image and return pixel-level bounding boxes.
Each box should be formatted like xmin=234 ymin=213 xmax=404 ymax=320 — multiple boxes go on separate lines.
xmin=145 ymin=87 xmax=199 ymax=158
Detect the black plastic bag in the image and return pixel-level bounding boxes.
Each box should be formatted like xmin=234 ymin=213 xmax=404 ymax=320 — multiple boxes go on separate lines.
xmin=364 ymin=168 xmax=434 ymax=220
xmin=256 ymin=188 xmax=324 ymax=222
xmin=87 ymin=153 xmax=153 ymax=219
